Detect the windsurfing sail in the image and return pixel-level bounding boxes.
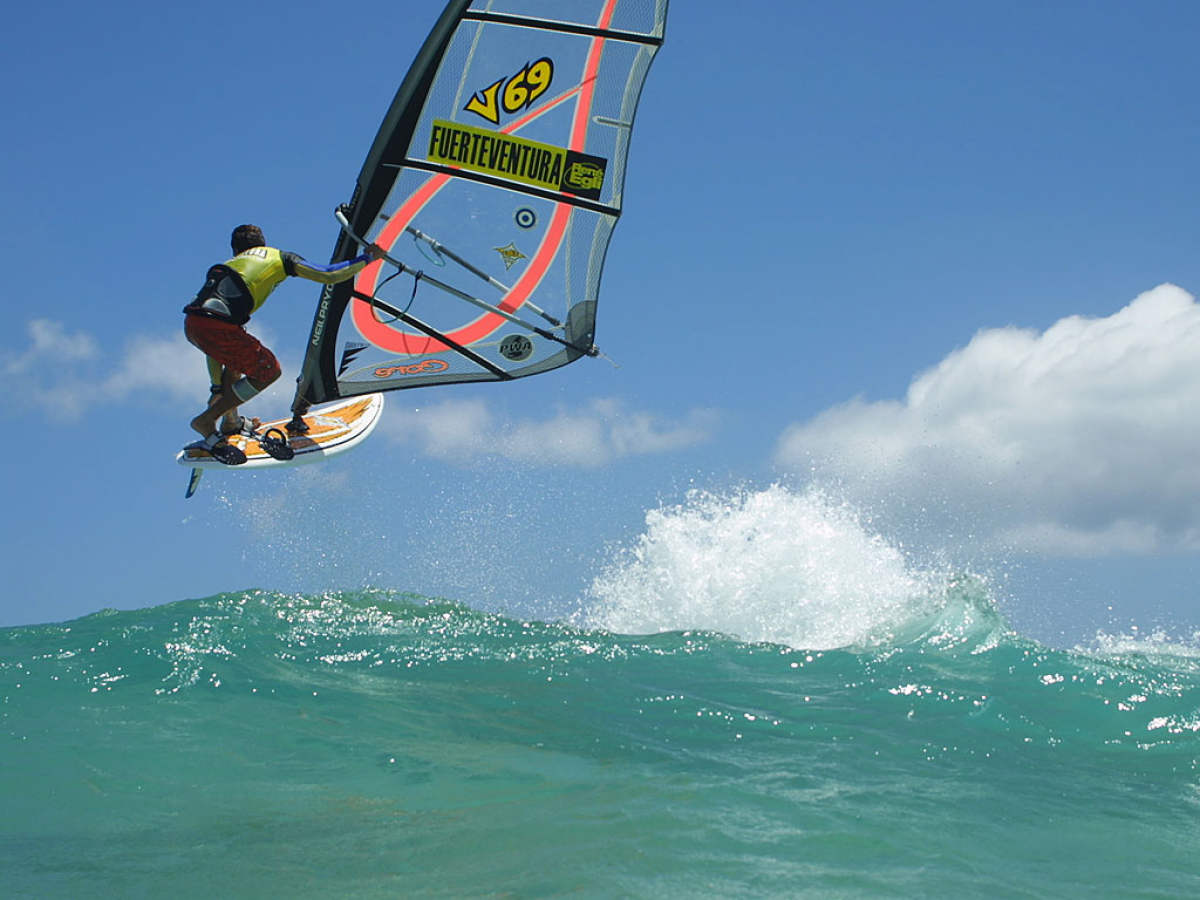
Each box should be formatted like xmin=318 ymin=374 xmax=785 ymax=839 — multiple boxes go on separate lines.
xmin=291 ymin=0 xmax=669 ymax=415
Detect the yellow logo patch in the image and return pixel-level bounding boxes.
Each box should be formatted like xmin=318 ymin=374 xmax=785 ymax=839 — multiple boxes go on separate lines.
xmin=465 ymin=59 xmax=555 ymax=125
xmin=428 ymin=120 xmax=609 ymax=202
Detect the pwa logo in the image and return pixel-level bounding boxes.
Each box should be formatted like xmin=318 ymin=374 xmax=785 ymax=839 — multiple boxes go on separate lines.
xmin=465 ymin=58 xmax=554 ymax=125
xmin=374 ymin=359 xmax=449 ymax=378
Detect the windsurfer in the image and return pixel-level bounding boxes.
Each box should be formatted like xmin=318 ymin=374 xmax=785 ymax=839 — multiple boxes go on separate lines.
xmin=183 ymin=224 xmax=384 ymax=464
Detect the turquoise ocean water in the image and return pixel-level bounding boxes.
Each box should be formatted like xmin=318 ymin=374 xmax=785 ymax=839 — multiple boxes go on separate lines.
xmin=3 ymin=488 xmax=1199 ymax=898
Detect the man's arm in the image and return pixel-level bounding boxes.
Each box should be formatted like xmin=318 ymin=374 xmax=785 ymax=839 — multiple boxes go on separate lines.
xmin=284 ymin=245 xmax=386 ymax=285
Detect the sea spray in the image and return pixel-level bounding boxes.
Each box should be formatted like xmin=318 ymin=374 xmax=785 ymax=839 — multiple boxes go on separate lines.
xmin=586 ymin=483 xmax=975 ymax=649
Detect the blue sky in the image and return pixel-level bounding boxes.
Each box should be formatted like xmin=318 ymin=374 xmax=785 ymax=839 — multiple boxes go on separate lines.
xmin=3 ymin=0 xmax=1200 ymax=646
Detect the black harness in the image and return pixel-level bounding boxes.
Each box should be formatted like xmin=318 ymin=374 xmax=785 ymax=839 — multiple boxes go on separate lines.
xmin=183 ymin=265 xmax=254 ymax=325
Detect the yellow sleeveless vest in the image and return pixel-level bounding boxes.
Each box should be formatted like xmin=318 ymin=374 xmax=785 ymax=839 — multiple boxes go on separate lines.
xmin=223 ymin=246 xmax=291 ymax=315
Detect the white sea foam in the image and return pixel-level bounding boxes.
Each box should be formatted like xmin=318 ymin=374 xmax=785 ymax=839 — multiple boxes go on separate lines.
xmin=586 ymin=484 xmax=958 ymax=650
xmin=1081 ymin=627 xmax=1200 ymax=668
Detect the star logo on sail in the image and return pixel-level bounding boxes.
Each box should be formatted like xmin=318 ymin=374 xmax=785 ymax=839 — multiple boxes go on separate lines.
xmin=494 ymin=242 xmax=527 ymax=270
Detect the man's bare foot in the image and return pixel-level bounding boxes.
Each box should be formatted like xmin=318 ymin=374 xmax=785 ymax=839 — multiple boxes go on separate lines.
xmin=221 ymin=415 xmax=261 ymax=436
xmin=191 ymin=413 xmax=218 ymax=439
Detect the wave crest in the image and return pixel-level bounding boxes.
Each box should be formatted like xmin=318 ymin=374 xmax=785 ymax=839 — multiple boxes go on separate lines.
xmin=585 ymin=484 xmax=1007 ymax=651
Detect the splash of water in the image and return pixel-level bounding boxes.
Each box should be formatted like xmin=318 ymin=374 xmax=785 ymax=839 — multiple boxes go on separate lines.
xmin=585 ymin=484 xmax=979 ymax=650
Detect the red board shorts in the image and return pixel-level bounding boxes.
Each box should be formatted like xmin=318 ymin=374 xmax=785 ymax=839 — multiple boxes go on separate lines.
xmin=184 ymin=314 xmax=281 ymax=383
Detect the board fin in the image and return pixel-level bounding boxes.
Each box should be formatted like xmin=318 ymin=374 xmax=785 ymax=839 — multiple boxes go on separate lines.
xmin=185 ymin=467 xmax=204 ymax=499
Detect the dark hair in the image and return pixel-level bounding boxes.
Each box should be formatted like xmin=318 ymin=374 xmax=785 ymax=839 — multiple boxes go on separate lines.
xmin=231 ymin=224 xmax=266 ymax=254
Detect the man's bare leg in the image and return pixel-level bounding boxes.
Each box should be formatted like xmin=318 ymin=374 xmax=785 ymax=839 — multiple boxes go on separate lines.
xmin=191 ymin=375 xmax=273 ymax=440
xmin=212 ymin=368 xmax=259 ymax=434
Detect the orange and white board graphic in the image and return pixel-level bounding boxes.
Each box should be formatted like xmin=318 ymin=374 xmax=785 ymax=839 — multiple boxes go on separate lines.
xmin=177 ymin=394 xmax=384 ymax=472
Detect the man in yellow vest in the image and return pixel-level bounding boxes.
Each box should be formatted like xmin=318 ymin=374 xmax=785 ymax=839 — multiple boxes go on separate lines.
xmin=183 ymin=224 xmax=383 ymax=464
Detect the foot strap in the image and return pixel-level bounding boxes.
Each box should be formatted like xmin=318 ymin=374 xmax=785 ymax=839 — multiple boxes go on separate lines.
xmin=221 ymin=415 xmax=260 ymax=437
xmin=259 ymin=427 xmax=295 ymax=461
xmin=201 ymin=432 xmax=247 ymax=466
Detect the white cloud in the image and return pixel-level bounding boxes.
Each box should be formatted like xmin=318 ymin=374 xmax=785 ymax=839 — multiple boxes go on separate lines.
xmin=1 ymin=319 xmax=97 ymax=375
xmin=380 ymin=396 xmax=719 ymax=467
xmin=775 ymin=284 xmax=1200 ymax=557
xmin=0 ymin=319 xmax=297 ymax=422
xmin=104 ymin=332 xmax=211 ymax=404
xmin=1 ymin=320 xmax=711 ymax=468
